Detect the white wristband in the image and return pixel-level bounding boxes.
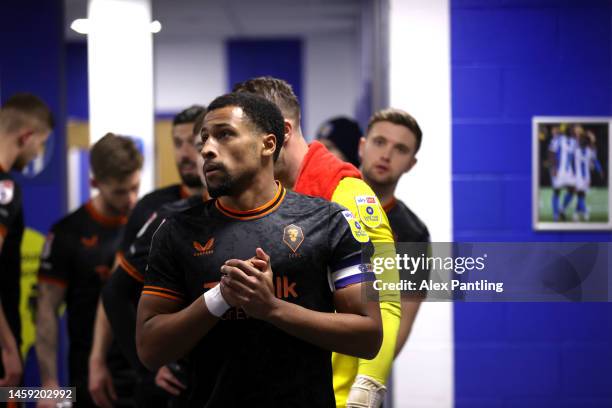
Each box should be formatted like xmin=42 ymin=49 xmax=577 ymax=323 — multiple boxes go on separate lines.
xmin=203 ymin=284 xmax=231 ymax=317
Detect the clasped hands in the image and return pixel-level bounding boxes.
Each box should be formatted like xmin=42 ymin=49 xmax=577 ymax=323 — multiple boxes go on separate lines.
xmin=219 ymin=247 xmax=279 ymax=320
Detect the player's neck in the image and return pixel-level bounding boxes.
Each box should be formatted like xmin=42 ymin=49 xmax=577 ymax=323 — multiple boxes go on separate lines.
xmin=217 ymin=171 xmax=279 ymax=212
xmin=0 ymin=137 xmax=18 ymax=172
xmin=283 ymin=134 xmax=309 ymax=189
xmin=376 ymin=188 xmax=397 ymax=207
xmin=185 ymin=185 xmax=205 ymax=198
xmin=364 ymin=176 xmax=397 ymax=206
xmin=200 ymin=188 xmax=210 ymax=201
xmin=91 ymin=194 xmax=124 ymax=218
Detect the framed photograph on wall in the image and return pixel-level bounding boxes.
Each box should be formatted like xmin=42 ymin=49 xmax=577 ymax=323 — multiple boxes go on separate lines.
xmin=533 ymin=117 xmax=612 ymax=230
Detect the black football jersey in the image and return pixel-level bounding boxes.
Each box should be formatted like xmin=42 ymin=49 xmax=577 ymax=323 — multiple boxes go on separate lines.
xmin=38 ymin=201 xmax=126 ymax=359
xmin=384 ymin=198 xmax=429 ymax=243
xmin=0 ymin=167 xmax=24 ymax=346
xmin=117 ymin=183 xmax=190 ymax=260
xmin=104 ymin=195 xmax=204 ymax=373
xmin=144 ymin=184 xmax=372 ymax=407
xmin=384 ymin=198 xmax=430 ymax=296
xmin=117 ymin=193 xmax=201 ymax=284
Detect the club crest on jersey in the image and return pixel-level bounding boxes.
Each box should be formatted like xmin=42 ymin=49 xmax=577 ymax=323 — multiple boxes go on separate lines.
xmin=0 ymin=180 xmax=15 ymax=205
xmin=283 ymin=224 xmax=304 ymax=253
xmin=355 ymin=195 xmax=382 ymax=228
xmin=193 ymin=238 xmax=215 ymax=256
xmin=341 ymin=210 xmax=370 ymax=243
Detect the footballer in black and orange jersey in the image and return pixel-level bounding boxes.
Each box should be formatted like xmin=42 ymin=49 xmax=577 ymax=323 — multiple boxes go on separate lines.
xmin=104 ymin=106 xmax=206 ymax=407
xmin=137 ymin=92 xmax=382 ymax=408
xmin=144 ymin=184 xmax=375 ymax=407
xmin=38 ymin=200 xmax=136 ymax=407
xmin=36 ymin=133 xmax=142 ymax=408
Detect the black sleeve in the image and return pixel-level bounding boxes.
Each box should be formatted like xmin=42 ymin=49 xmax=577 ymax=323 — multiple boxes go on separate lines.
xmin=118 ymin=210 xmax=165 ymax=283
xmin=0 ymin=177 xmax=20 ymax=241
xmin=142 ymin=219 xmax=186 ymax=302
xmin=102 ymin=268 xmax=146 ymax=372
xmin=118 ymin=198 xmax=155 ymax=255
xmin=419 ymin=227 xmax=431 ymax=243
xmin=104 ymin=211 xmax=178 ymax=371
xmin=38 ymin=223 xmax=72 ymax=288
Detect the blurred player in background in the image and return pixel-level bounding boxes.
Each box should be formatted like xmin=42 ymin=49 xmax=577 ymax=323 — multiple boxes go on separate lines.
xmin=359 ymin=108 xmax=430 ymax=356
xmin=548 ymin=124 xmax=577 ymax=221
xmin=96 ymin=105 xmax=207 ymax=407
xmin=573 ymin=129 xmax=604 ymax=221
xmin=315 ymin=117 xmax=362 ymax=168
xmin=36 ymin=133 xmax=142 ymax=408
xmin=0 ymin=94 xmax=53 ymax=393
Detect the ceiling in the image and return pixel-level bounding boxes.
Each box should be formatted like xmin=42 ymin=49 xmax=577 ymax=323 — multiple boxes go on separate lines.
xmin=64 ymin=0 xmax=362 ymax=41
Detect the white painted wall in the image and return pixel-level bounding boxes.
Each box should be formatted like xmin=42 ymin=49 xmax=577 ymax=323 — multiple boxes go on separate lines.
xmin=88 ymin=0 xmax=155 ymax=195
xmin=154 ymin=39 xmax=226 ymax=112
xmin=152 ymin=34 xmax=360 ymax=138
xmin=303 ymin=32 xmax=359 ymax=138
xmin=389 ymin=0 xmax=454 ymax=407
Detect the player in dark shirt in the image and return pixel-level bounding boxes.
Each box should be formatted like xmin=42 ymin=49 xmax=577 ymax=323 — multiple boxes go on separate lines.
xmin=104 ymin=193 xmax=204 ymax=399
xmin=0 ymin=94 xmax=53 ymax=391
xmin=136 ymin=92 xmax=382 ymax=407
xmin=383 ymin=199 xmax=429 ymax=244
xmin=97 ymin=106 xmax=206 ymax=407
xmin=0 ymin=167 xmax=24 ymax=361
xmin=36 ymin=133 xmax=142 ymax=408
xmin=359 ymin=108 xmax=430 ymax=356
xmin=116 ymin=105 xmax=207 ymax=270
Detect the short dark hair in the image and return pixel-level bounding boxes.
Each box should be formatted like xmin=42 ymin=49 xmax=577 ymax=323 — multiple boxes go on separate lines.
xmin=90 ymin=133 xmax=143 ymax=182
xmin=367 ymin=108 xmax=423 ymax=153
xmin=173 ymin=105 xmax=207 ymax=126
xmin=0 ymin=93 xmax=54 ymax=133
xmin=192 ymin=109 xmax=208 ymax=137
xmin=207 ymin=92 xmax=285 ymax=161
xmin=232 ymin=76 xmax=301 ymax=123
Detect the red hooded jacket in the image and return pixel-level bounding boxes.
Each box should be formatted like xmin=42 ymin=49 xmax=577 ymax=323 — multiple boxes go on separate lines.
xmin=293 ymin=141 xmax=362 ymax=200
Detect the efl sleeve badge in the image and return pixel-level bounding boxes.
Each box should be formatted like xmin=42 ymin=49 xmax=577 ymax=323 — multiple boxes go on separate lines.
xmin=341 ymin=210 xmax=370 ymax=243
xmin=0 ymin=180 xmax=15 ymax=205
xmin=355 ymin=195 xmax=382 ymax=229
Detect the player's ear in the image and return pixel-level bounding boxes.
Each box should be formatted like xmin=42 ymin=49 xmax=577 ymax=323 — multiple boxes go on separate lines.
xmin=283 ymin=120 xmax=293 ymax=145
xmin=262 ymin=133 xmax=276 ymax=159
xmin=404 ymin=157 xmax=417 ymax=174
xmin=17 ymin=129 xmax=34 ymax=147
xmin=90 ymin=178 xmax=98 ymax=189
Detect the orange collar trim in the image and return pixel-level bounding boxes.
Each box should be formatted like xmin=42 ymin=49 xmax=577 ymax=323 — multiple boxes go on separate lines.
xmin=85 ymin=200 xmax=128 ymax=227
xmin=180 ymin=185 xmax=191 ymax=199
xmin=215 ymin=182 xmax=286 ymax=220
xmin=382 ymin=197 xmax=397 ymax=213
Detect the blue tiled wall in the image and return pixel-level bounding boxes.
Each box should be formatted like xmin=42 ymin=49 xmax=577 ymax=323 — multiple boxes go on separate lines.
xmin=0 ymin=0 xmax=67 ymax=234
xmin=452 ymin=0 xmax=612 ymax=406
